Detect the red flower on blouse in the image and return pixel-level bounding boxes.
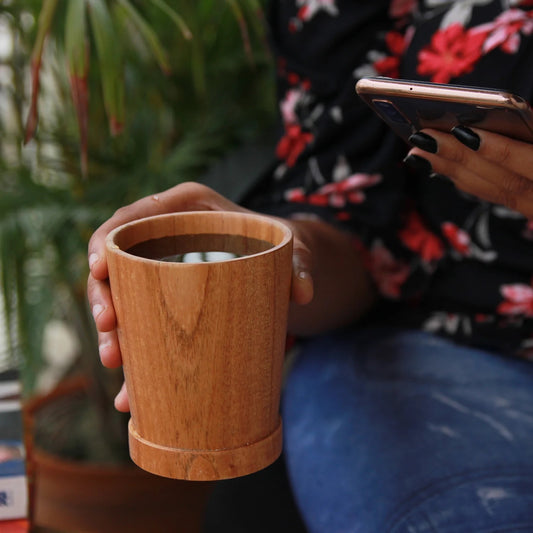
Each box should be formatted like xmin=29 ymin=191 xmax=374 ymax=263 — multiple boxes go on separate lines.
xmin=367 ymin=243 xmax=411 ymax=298
xmin=389 ymin=0 xmax=417 ymax=19
xmin=473 ymin=8 xmax=533 ymax=54
xmin=374 ymin=31 xmax=408 ymax=78
xmin=497 ymin=283 xmax=533 ymax=317
xmin=398 ymin=210 xmax=444 ymax=263
xmin=417 ymin=23 xmax=487 ymax=83
xmin=276 ymin=124 xmax=314 ymax=167
xmin=355 ymin=239 xmax=411 ymax=299
xmin=441 ymin=222 xmax=471 ymax=255
xmin=284 ymin=173 xmax=382 ymax=207
xmin=288 ymin=0 xmax=339 ymax=32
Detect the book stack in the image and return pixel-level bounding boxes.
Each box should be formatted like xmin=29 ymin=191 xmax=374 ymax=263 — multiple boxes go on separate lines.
xmin=0 ymin=369 xmax=29 ymax=531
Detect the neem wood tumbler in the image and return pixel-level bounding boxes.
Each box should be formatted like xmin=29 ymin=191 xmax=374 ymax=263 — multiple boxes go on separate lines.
xmin=105 ymin=211 xmax=293 ymax=480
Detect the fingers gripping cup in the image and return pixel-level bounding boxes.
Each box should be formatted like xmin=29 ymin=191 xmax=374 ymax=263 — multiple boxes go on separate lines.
xmin=105 ymin=211 xmax=293 ymax=481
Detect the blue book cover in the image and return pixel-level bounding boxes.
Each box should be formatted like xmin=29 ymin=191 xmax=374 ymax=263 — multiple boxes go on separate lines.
xmin=0 ymin=370 xmax=28 ymax=522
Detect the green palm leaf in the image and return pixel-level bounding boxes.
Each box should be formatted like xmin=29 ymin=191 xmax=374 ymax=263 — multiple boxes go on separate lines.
xmin=24 ymin=0 xmax=59 ymax=144
xmin=148 ymin=0 xmax=192 ymax=40
xmin=88 ymin=0 xmax=125 ymax=135
xmin=115 ymin=0 xmax=171 ymax=74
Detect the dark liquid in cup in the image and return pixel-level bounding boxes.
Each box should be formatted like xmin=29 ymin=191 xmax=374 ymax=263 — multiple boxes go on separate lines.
xmin=126 ymin=233 xmax=273 ymax=263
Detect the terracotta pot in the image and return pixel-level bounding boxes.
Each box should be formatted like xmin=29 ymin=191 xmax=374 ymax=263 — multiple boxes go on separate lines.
xmin=106 ymin=211 xmax=293 ymax=481
xmin=24 ymin=377 xmax=213 ymax=533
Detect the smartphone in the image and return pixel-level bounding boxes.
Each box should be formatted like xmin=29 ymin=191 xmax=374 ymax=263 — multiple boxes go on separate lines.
xmin=355 ymin=76 xmax=533 ymax=144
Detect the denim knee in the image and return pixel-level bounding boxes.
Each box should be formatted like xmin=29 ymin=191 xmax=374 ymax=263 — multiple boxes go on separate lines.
xmin=282 ymin=328 xmax=533 ymax=533
xmin=387 ymin=469 xmax=533 ymax=533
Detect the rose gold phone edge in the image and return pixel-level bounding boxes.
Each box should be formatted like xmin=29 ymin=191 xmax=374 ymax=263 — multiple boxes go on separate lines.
xmin=356 ymin=77 xmax=531 ymax=111
xmin=355 ymin=77 xmax=533 ymax=143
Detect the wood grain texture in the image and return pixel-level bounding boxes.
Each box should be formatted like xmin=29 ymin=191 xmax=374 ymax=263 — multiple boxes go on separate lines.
xmin=106 ymin=211 xmax=293 ymax=480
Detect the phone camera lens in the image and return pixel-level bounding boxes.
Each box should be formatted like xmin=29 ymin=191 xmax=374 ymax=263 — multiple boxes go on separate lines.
xmin=372 ymin=99 xmax=408 ymax=124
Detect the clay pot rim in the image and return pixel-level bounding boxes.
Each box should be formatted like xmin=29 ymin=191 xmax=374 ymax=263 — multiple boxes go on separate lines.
xmin=22 ymin=376 xmax=133 ymax=475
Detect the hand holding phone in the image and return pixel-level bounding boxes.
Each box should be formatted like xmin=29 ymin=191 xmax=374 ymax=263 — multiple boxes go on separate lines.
xmin=356 ymin=77 xmax=533 ymax=218
xmin=355 ymin=77 xmax=533 ymax=144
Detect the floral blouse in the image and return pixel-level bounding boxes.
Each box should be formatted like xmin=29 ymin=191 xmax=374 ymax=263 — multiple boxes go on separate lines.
xmin=244 ymin=0 xmax=533 ymax=357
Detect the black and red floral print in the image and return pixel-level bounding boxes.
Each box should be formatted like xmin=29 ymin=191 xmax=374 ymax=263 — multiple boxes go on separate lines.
xmin=244 ymin=0 xmax=533 ymax=357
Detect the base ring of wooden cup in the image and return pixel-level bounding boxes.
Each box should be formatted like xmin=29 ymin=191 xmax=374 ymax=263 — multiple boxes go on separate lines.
xmin=128 ymin=418 xmax=283 ymax=481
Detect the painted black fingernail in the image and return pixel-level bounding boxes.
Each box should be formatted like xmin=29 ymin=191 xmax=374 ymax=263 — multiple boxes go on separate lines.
xmin=403 ymin=154 xmax=433 ymax=175
xmin=429 ymin=172 xmax=448 ymax=181
xmin=408 ymin=132 xmax=438 ymax=154
xmin=451 ymin=125 xmax=480 ymax=151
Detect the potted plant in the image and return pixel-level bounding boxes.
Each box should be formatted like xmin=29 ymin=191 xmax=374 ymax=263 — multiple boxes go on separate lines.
xmin=0 ymin=1 xmax=275 ymax=530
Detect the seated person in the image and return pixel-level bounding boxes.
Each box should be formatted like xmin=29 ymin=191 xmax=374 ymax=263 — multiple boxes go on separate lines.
xmin=88 ymin=1 xmax=533 ymax=530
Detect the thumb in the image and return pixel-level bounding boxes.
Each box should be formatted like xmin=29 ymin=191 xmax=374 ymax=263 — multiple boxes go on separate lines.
xmin=291 ymin=238 xmax=314 ymax=306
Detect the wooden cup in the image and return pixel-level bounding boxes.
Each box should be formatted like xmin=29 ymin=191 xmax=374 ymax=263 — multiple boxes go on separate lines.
xmin=105 ymin=211 xmax=293 ymax=480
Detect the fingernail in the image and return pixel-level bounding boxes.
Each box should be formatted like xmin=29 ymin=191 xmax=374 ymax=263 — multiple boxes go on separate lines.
xmin=92 ymin=304 xmax=105 ymax=320
xmin=297 ymin=270 xmax=311 ymax=281
xmin=293 ymin=256 xmax=310 ymax=281
xmin=408 ymin=132 xmax=438 ymax=153
xmin=451 ymin=125 xmax=480 ymax=151
xmin=429 ymin=172 xmax=448 ymax=181
xmin=89 ymin=253 xmax=100 ymax=269
xmin=403 ymin=154 xmax=433 ymax=174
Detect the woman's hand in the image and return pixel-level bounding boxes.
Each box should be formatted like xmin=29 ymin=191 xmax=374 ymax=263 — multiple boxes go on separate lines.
xmin=88 ymin=182 xmax=376 ymax=411
xmin=405 ymin=127 xmax=533 ymax=217
xmin=88 ymin=182 xmax=314 ymax=411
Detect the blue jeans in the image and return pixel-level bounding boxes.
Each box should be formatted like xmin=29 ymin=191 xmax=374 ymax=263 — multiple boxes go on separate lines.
xmin=282 ymin=328 xmax=533 ymax=532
